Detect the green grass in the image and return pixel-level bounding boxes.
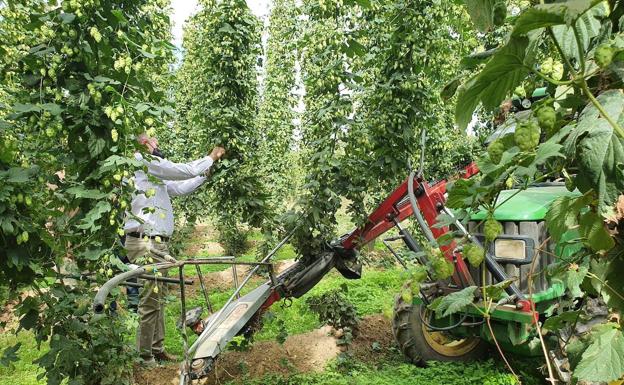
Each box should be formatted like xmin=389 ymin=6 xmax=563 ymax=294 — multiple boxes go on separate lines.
xmin=230 ymin=359 xmax=522 ymax=385
xmin=255 ymin=267 xmax=406 ymax=341
xmin=0 ymin=331 xmax=47 ymax=385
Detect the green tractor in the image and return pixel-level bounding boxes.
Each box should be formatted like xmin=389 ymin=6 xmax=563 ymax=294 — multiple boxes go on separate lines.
xmin=390 ymin=90 xmax=591 ymax=384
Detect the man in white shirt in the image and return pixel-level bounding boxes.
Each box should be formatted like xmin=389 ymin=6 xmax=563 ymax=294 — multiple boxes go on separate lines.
xmin=124 ymin=133 xmax=225 ymax=365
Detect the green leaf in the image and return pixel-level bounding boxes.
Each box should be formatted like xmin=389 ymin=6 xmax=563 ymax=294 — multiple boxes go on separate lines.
xmin=354 ymin=0 xmax=371 ymax=8
xmin=563 ymin=265 xmax=588 ymax=298
xmin=455 ymin=36 xmax=530 ymax=129
xmin=551 ymin=4 xmax=606 ymax=63
xmin=0 ymin=343 xmax=21 ymax=367
xmin=93 ymin=76 xmax=121 ymax=85
xmin=545 ymin=194 xmax=591 ymax=242
xmin=79 ymin=248 xmax=106 ymax=261
xmin=464 ymin=0 xmax=496 ymax=32
xmin=19 ymin=309 xmax=38 ymax=330
xmin=66 ymin=186 xmax=108 ymax=200
xmin=572 ymin=90 xmax=624 ymax=210
xmin=59 ymin=13 xmax=76 ymax=24
xmin=344 ymin=39 xmax=366 ymax=58
xmin=139 ymin=49 xmax=156 ymax=59
xmin=432 ymin=286 xmax=477 ymax=318
xmin=513 ymin=0 xmax=598 ymax=36
xmin=573 ymin=324 xmax=624 ymax=383
xmin=5 ymin=167 xmax=32 ymax=183
xmin=41 ymin=103 xmax=63 ymax=115
xmin=77 ymin=201 xmax=111 ymax=231
xmin=446 ymin=178 xmax=477 ymax=209
xmin=534 ymin=140 xmax=564 ymax=164
xmin=12 ymin=103 xmax=40 ymax=113
xmin=484 ymin=279 xmax=515 ymax=300
xmin=441 ymin=77 xmax=461 ymax=101
xmin=542 ymin=310 xmax=582 ymax=331
xmin=578 ymin=211 xmax=614 ymax=252
xmin=512 ymin=6 xmax=565 ymax=35
xmin=88 ymin=136 xmax=106 ymax=157
xmin=135 ymin=103 xmax=150 ymax=113
xmin=460 ymin=48 xmax=498 ymax=71
xmin=589 ymin=259 xmax=624 ymax=310
xmin=0 ymin=218 xmax=14 ymax=235
xmin=111 ymin=9 xmax=128 ymax=24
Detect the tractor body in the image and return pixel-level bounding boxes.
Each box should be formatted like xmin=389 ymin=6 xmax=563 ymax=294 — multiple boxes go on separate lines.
xmin=395 ymin=184 xmax=580 ymax=365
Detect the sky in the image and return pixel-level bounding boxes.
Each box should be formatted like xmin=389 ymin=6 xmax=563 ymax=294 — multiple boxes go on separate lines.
xmin=170 ymin=0 xmax=271 ymax=48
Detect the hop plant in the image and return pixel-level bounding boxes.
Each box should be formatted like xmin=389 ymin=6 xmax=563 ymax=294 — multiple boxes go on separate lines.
xmin=505 ymin=175 xmax=514 ymax=189
xmin=552 ymin=60 xmax=564 ymax=80
xmin=535 ymin=105 xmax=556 ymax=132
xmin=487 ymin=139 xmax=505 ymax=164
xmin=484 ymin=218 xmax=503 ymax=242
xmin=540 ymin=57 xmax=553 ymax=75
xmin=431 ymin=250 xmax=454 ymax=280
xmin=89 ymin=26 xmax=102 ymax=43
xmin=463 ymin=243 xmax=485 ymax=267
xmin=595 ymin=43 xmax=615 ymax=68
xmin=514 ymin=119 xmax=541 ymax=152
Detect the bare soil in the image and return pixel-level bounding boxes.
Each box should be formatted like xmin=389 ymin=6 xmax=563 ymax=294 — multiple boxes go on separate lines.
xmin=350 ymin=314 xmax=396 ymax=365
xmin=134 ymin=315 xmax=395 ymax=385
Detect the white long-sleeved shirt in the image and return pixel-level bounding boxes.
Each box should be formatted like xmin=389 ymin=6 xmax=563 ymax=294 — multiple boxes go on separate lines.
xmin=124 ymin=153 xmax=214 ymax=237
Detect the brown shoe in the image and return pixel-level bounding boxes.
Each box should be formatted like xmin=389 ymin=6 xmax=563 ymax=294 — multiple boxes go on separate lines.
xmin=153 ymin=350 xmax=178 ymax=362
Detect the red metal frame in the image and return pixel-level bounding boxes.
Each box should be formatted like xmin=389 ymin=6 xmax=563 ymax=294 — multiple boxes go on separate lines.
xmin=261 ymin=161 xmax=533 ymax=315
xmin=340 ymin=163 xmax=480 ymax=286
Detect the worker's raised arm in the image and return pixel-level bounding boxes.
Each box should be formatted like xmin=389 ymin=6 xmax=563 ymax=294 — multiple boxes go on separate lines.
xmin=165 ymin=176 xmax=207 ymax=197
xmin=136 ymin=153 xmax=213 ymax=181
xmin=136 ymin=147 xmax=225 ymax=181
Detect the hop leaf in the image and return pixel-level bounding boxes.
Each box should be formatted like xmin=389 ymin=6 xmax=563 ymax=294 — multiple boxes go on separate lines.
xmin=484 ymin=218 xmax=502 ymax=242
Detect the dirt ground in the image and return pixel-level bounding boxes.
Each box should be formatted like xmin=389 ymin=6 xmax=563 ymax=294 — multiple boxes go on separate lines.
xmin=134 ymin=315 xmax=394 ymax=385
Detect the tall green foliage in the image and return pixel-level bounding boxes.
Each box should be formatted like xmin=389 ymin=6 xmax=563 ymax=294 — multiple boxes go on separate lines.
xmin=288 ymin=0 xmax=360 ymax=257
xmin=0 ymin=0 xmax=173 ymax=383
xmin=343 ymin=0 xmax=478 ymax=221
xmin=171 ymin=0 xmax=268 ymax=253
xmin=287 ymin=0 xmax=476 ymax=256
xmin=257 ymin=0 xmax=298 ymax=212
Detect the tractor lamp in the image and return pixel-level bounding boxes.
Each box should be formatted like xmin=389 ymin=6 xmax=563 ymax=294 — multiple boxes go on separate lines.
xmin=494 ymin=239 xmax=526 ymax=260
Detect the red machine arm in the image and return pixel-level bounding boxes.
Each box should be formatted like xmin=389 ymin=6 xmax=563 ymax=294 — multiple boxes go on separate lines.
xmin=339 ymin=162 xmax=480 ymax=286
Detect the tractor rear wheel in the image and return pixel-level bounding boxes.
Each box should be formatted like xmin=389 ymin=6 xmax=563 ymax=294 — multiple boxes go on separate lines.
xmin=392 ymin=293 xmax=487 ymax=364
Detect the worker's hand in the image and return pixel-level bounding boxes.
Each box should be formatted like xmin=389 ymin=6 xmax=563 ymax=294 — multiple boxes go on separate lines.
xmin=164 ymin=254 xmax=177 ymax=263
xmin=209 ymin=147 xmax=226 ymax=162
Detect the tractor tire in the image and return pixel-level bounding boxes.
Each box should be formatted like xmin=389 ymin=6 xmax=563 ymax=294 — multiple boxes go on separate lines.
xmin=392 ymin=292 xmax=487 ymax=365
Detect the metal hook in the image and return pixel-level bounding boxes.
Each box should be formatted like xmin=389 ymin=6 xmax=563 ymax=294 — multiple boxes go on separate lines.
xmin=281 ymin=298 xmax=293 ymax=309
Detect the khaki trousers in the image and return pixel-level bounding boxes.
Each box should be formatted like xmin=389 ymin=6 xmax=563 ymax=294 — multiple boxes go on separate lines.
xmin=125 ymin=236 xmax=169 ymax=358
